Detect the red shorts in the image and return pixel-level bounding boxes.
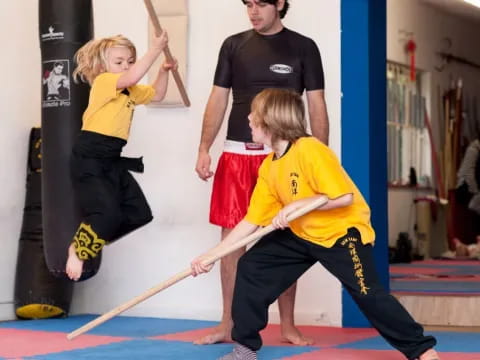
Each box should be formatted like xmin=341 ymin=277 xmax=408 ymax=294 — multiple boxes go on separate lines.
xmin=210 ymin=141 xmax=270 ymax=228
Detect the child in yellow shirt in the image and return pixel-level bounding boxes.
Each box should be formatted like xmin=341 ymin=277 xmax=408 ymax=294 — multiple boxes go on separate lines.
xmin=66 ymin=33 xmax=175 ymax=281
xmin=191 ymin=89 xmax=440 ymax=360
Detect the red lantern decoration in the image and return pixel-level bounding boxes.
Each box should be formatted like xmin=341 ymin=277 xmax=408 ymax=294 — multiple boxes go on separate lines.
xmin=406 ymin=39 xmax=417 ymax=81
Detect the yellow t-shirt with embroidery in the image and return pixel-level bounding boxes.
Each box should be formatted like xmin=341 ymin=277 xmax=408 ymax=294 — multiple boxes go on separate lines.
xmin=245 ymin=137 xmax=375 ymax=247
xmin=81 ymin=72 xmax=155 ymax=140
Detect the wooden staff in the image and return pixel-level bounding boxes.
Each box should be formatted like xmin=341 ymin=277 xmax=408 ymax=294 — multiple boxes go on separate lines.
xmin=67 ymin=195 xmax=329 ymax=340
xmin=424 ymin=107 xmax=447 ymax=204
xmin=452 ymin=80 xmax=463 ymax=179
xmin=144 ymin=0 xmax=191 ymax=107
xmin=443 ymin=91 xmax=452 ymax=194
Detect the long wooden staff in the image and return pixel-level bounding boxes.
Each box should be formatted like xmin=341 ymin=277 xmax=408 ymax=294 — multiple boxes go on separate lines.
xmin=67 ymin=196 xmax=328 ymax=340
xmin=144 ymin=0 xmax=191 ymax=107
xmin=424 ymin=107 xmax=447 ymax=204
xmin=451 ymin=80 xmax=463 ymax=181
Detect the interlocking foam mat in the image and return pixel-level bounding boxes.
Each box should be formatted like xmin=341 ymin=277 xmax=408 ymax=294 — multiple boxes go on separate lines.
xmin=390 ymin=260 xmax=480 ymax=295
xmin=1 ymin=315 xmax=478 ymax=359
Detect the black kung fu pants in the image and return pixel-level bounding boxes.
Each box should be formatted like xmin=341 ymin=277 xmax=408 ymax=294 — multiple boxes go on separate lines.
xmin=70 ymin=131 xmax=153 ymax=261
xmin=231 ymin=227 xmax=436 ymax=360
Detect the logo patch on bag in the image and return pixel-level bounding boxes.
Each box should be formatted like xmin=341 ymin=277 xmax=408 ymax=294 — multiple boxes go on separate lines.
xmin=41 ymin=26 xmax=65 ymax=42
xmin=42 ymin=59 xmax=71 ymax=108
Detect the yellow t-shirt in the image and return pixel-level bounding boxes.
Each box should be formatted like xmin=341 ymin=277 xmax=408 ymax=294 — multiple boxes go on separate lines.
xmin=81 ymin=72 xmax=155 ymax=140
xmin=245 ymin=137 xmax=375 ymax=247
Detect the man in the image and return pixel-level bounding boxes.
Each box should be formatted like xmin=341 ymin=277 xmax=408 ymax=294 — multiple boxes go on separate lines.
xmin=195 ymin=0 xmax=329 ymax=345
xmin=43 ymin=62 xmax=70 ymax=100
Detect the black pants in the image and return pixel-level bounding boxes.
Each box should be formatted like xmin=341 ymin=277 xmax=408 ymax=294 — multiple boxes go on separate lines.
xmin=70 ymin=131 xmax=153 ymax=260
xmin=231 ymin=228 xmax=436 ymax=360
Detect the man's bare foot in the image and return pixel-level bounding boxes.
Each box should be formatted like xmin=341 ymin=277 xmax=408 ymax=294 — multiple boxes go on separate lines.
xmin=66 ymin=243 xmax=84 ymax=281
xmin=454 ymin=238 xmax=469 ymax=257
xmin=281 ymin=325 xmax=314 ymax=346
xmin=453 ymin=237 xmax=462 ymax=247
xmin=194 ymin=324 xmax=232 ymax=345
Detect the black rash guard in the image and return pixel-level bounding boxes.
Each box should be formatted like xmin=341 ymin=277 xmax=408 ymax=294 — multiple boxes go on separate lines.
xmin=214 ymin=28 xmax=325 ymax=142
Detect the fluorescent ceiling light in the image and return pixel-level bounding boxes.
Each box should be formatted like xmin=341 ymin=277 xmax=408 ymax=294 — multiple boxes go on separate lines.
xmin=463 ymin=0 xmax=480 ymax=8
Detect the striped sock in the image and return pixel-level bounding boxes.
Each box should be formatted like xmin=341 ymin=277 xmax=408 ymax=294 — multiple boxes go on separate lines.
xmin=218 ymin=343 xmax=257 ymax=360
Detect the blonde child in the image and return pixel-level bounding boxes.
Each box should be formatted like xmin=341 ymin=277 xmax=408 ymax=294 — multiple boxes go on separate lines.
xmin=66 ymin=33 xmax=175 ymax=281
xmin=191 ymin=89 xmax=440 ymax=360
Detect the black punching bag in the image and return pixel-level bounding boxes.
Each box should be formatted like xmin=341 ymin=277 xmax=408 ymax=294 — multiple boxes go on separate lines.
xmin=15 ymin=128 xmax=73 ymax=319
xmin=39 ymin=0 xmax=100 ymax=280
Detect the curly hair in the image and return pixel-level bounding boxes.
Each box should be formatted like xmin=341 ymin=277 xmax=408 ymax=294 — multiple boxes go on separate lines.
xmin=240 ymin=0 xmax=290 ymax=19
xmin=72 ymin=35 xmax=136 ymax=84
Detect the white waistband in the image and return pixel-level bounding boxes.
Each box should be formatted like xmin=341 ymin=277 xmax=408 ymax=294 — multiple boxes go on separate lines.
xmin=223 ymin=140 xmax=272 ymax=155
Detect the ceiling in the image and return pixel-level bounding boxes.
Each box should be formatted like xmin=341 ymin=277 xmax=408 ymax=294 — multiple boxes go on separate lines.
xmin=421 ymin=0 xmax=480 ymax=23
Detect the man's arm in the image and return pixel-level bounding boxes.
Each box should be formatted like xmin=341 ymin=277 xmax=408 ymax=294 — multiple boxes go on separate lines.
xmin=306 ymin=89 xmax=329 ymax=145
xmin=195 ymin=85 xmax=230 ymax=180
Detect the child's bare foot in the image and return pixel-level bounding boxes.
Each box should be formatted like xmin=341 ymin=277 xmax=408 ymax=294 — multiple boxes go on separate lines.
xmin=194 ymin=323 xmax=233 ymax=345
xmin=419 ymin=348 xmax=440 ymax=360
xmin=281 ymin=324 xmax=314 ymax=345
xmin=66 ymin=243 xmax=84 ymax=281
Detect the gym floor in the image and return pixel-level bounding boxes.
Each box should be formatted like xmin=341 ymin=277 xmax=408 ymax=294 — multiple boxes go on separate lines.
xmin=1 ymin=315 xmax=479 ymax=359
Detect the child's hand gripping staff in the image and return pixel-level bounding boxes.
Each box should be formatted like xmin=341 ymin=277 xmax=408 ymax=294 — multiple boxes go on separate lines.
xmin=191 ymin=195 xmax=329 ymax=275
xmin=66 ymin=195 xmax=328 ymax=340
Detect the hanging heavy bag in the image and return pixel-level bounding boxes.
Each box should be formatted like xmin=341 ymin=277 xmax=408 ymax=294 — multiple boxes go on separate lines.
xmin=14 ymin=128 xmax=73 ymax=319
xmin=39 ymin=0 xmax=100 ymax=280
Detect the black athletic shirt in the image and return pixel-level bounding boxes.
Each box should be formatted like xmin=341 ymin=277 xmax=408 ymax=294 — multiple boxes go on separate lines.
xmin=214 ymin=28 xmax=325 ymax=142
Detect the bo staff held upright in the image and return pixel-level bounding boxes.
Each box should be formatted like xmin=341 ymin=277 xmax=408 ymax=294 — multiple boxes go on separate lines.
xmin=66 ymin=195 xmax=329 ymax=340
xmin=144 ymin=0 xmax=191 ymax=107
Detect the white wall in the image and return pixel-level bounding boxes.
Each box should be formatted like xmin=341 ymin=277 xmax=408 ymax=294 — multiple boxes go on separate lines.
xmin=387 ymin=0 xmax=480 ymax=247
xmin=0 ymin=0 xmax=42 ymax=320
xmin=1 ymin=1 xmax=342 ymax=326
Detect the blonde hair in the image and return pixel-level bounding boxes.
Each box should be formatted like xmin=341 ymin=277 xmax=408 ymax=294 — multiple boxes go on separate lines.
xmin=250 ymin=88 xmax=308 ymax=144
xmin=73 ymin=35 xmax=136 ymax=84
